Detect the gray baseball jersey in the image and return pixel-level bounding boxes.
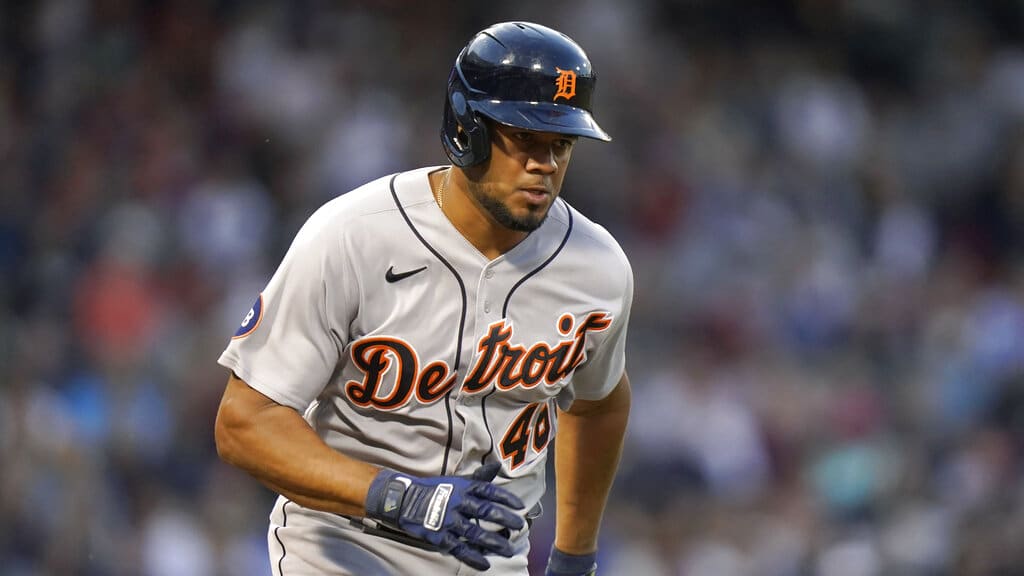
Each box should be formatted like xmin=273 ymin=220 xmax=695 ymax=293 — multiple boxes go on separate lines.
xmin=218 ymin=165 xmax=633 ymax=575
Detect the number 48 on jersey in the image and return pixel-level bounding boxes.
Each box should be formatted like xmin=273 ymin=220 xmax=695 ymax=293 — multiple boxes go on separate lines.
xmin=500 ymin=400 xmax=553 ymax=470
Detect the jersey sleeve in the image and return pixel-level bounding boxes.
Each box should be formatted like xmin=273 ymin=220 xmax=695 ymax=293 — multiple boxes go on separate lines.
xmin=560 ymin=251 xmax=634 ymax=406
xmin=218 ymin=204 xmax=353 ymax=412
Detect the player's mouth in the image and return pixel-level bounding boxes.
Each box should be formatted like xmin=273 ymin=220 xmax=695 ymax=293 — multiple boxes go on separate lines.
xmin=518 ymin=185 xmax=551 ymax=205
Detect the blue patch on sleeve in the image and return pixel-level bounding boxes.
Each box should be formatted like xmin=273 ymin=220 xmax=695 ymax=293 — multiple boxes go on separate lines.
xmin=233 ymin=294 xmax=264 ymax=339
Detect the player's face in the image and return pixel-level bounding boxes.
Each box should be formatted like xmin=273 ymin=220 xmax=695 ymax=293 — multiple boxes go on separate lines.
xmin=466 ymin=123 xmax=577 ymax=232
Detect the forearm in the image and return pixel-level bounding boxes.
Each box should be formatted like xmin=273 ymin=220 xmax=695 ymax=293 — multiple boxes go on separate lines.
xmin=229 ymin=421 xmax=377 ymax=516
xmin=215 ymin=373 xmax=379 ymax=516
xmin=553 ymin=374 xmax=631 ymax=554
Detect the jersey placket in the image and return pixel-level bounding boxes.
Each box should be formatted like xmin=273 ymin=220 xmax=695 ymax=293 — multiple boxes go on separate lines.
xmin=450 ymin=259 xmax=506 ymax=472
xmin=461 ymin=259 xmax=505 ymax=402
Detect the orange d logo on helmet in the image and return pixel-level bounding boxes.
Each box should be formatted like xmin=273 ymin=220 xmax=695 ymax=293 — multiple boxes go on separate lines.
xmin=553 ymin=68 xmax=577 ymax=101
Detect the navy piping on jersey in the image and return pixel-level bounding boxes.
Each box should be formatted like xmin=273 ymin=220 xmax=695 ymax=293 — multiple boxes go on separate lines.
xmin=479 ymin=388 xmax=498 ymax=463
xmin=274 ymin=500 xmax=290 ymax=575
xmin=501 ymin=198 xmax=574 ymax=317
xmin=390 ymin=172 xmax=468 ymax=476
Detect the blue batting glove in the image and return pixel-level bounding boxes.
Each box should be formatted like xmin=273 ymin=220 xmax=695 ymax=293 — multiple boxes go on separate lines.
xmin=365 ymin=463 xmax=525 ymax=571
xmin=546 ymin=546 xmax=598 ymax=576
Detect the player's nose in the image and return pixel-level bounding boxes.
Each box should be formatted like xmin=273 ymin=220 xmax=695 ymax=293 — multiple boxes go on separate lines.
xmin=524 ymin=148 xmax=558 ymax=174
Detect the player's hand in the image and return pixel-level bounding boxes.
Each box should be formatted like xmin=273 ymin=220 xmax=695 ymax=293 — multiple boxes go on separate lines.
xmin=365 ymin=462 xmax=526 ymax=571
xmin=545 ymin=546 xmax=598 ymax=576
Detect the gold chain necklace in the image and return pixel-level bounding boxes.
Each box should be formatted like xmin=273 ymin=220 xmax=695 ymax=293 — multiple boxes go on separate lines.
xmin=436 ymin=168 xmax=451 ymax=210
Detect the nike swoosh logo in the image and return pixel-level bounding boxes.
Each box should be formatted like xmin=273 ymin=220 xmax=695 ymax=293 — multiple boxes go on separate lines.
xmin=385 ymin=265 xmax=427 ymax=283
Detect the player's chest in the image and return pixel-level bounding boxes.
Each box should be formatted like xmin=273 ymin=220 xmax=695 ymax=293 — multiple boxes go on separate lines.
xmin=340 ymin=259 xmax=615 ymax=407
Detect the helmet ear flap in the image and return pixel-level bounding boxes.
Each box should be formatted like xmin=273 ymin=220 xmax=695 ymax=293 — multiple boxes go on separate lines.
xmin=441 ymin=74 xmax=491 ymax=167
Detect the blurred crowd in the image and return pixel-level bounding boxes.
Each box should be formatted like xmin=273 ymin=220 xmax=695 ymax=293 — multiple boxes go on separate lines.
xmin=2 ymin=1 xmax=1024 ymax=575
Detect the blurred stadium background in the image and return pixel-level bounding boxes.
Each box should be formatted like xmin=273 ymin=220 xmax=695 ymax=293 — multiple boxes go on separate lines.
xmin=3 ymin=1 xmax=1024 ymax=574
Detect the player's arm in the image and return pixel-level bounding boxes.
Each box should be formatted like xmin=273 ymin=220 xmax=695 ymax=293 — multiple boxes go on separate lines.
xmin=550 ymin=371 xmax=631 ymax=571
xmin=215 ymin=371 xmax=379 ymax=516
xmin=216 ymin=372 xmax=526 ymax=570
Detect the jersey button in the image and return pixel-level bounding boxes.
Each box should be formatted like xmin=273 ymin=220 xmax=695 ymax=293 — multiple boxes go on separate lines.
xmin=485 ymin=269 xmax=494 ymax=279
xmin=484 ymin=300 xmax=491 ymax=313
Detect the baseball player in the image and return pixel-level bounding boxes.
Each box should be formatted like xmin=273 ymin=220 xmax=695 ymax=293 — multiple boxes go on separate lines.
xmin=214 ymin=21 xmax=632 ymax=576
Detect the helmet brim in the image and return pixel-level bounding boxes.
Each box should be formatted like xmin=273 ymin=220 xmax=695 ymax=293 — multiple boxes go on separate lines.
xmin=471 ymin=100 xmax=612 ymax=142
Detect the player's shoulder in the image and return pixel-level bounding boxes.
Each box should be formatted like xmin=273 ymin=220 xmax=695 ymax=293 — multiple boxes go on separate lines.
xmin=554 ymin=199 xmax=631 ymax=267
xmin=546 ymin=199 xmax=633 ymax=294
xmin=312 ymin=171 xmax=403 ymax=221
xmin=298 ymin=167 xmax=434 ymax=234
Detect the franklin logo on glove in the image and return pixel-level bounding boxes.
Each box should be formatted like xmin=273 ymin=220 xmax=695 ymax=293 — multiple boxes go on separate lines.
xmin=424 ymin=483 xmax=453 ymax=531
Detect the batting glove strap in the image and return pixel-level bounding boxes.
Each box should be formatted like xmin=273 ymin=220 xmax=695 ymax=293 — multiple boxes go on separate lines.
xmin=545 ymin=547 xmax=598 ymax=576
xmin=364 ymin=468 xmax=410 ymax=527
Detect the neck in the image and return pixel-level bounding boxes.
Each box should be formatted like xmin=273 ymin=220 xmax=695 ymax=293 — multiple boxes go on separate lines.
xmin=433 ymin=168 xmax=528 ymax=260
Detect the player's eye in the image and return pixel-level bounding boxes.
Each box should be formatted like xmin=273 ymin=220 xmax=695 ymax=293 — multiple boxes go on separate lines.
xmin=551 ymin=138 xmax=575 ymax=155
xmin=513 ymin=132 xmax=534 ymax=143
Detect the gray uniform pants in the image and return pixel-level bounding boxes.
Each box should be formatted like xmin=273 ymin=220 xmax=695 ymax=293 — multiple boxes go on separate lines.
xmin=268 ymin=497 xmax=532 ymax=576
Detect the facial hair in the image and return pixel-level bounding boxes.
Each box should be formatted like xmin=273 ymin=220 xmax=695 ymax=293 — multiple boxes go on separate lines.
xmin=468 ymin=182 xmax=550 ymax=232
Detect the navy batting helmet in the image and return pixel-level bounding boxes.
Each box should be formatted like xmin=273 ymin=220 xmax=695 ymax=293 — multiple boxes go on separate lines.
xmin=441 ymin=22 xmax=612 ymax=168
